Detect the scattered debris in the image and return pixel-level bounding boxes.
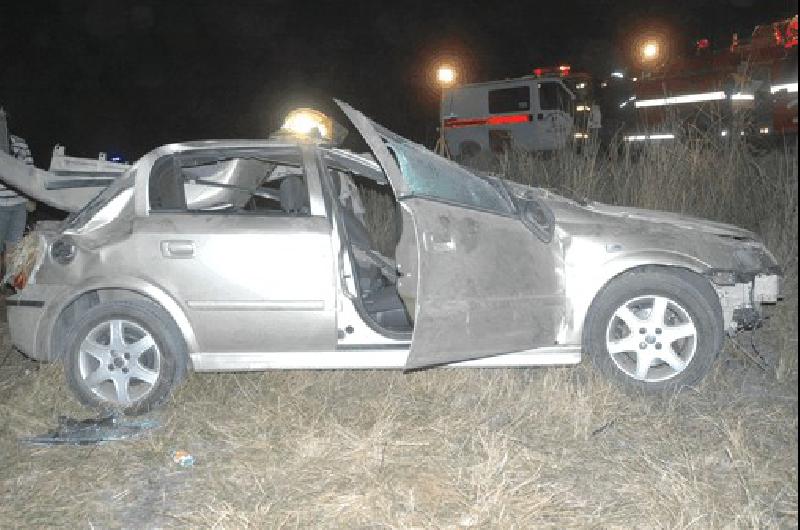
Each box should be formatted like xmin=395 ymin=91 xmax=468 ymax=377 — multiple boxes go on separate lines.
xmin=172 ymin=450 xmax=195 ymax=468
xmin=729 ymin=335 xmax=769 ymax=371
xmin=21 ymin=415 xmax=159 ymax=446
xmin=591 ymin=418 xmax=617 ymax=437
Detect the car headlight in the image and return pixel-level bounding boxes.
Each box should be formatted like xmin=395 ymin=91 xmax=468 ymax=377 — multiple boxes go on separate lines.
xmin=50 ymin=237 xmax=76 ymax=265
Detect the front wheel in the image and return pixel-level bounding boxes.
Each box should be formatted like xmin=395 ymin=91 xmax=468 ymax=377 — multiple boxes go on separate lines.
xmin=63 ymin=300 xmax=188 ymax=415
xmin=584 ymin=268 xmax=724 ymax=392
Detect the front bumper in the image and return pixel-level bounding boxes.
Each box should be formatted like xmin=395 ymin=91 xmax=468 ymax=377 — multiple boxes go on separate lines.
xmin=714 ymin=272 xmax=782 ymax=335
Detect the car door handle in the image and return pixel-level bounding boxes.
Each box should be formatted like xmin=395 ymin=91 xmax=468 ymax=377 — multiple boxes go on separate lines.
xmin=161 ymin=240 xmax=195 ymax=258
xmin=426 ymin=232 xmax=456 ymax=253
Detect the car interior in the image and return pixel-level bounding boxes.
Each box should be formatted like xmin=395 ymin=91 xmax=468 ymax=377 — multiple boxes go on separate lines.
xmin=327 ymin=166 xmax=413 ymax=333
xmin=148 ymin=148 xmax=414 ymax=334
xmin=148 ymin=150 xmax=311 ymax=215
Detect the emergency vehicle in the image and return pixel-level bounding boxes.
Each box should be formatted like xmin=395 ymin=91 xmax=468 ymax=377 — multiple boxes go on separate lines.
xmin=624 ymin=14 xmax=798 ymax=141
xmin=439 ymin=67 xmax=577 ymax=158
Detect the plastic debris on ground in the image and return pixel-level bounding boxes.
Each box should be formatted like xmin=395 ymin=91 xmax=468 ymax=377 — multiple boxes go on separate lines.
xmin=20 ymin=415 xmax=159 ymax=446
xmin=172 ymin=450 xmax=195 ymax=467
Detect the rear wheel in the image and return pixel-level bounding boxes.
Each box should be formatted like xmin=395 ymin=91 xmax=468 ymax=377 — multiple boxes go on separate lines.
xmin=584 ymin=268 xmax=723 ymax=392
xmin=63 ymin=300 xmax=188 ymax=415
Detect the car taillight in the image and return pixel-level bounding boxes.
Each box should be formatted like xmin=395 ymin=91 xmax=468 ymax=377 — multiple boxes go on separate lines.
xmin=12 ymin=271 xmax=28 ymax=290
xmin=5 ymin=232 xmax=44 ymax=291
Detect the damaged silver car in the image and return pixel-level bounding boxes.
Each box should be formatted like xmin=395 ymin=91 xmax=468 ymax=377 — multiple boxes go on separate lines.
xmin=5 ymin=101 xmax=782 ymax=414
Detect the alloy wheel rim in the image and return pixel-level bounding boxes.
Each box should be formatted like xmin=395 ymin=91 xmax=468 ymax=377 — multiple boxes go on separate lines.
xmin=77 ymin=319 xmax=161 ymax=406
xmin=605 ymin=295 xmax=698 ymax=383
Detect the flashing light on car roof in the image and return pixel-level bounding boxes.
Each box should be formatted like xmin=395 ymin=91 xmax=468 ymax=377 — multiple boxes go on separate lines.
xmin=576 ymin=105 xmax=591 ymax=112
xmin=282 ymin=108 xmax=330 ymax=137
xmin=611 ymin=71 xmax=624 ymax=78
xmin=279 ymin=108 xmax=347 ymax=145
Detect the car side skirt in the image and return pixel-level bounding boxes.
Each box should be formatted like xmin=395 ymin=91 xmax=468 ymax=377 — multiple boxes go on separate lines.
xmin=189 ymin=346 xmax=581 ymax=371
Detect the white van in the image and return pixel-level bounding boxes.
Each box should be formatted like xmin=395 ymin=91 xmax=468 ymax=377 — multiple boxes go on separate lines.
xmin=441 ymin=76 xmax=575 ymax=158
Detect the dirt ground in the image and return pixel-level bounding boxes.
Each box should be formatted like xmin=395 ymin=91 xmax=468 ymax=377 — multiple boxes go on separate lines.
xmin=0 ymin=297 xmax=797 ymax=529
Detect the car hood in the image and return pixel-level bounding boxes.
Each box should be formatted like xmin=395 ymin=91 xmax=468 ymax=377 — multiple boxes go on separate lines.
xmin=505 ymin=182 xmax=757 ymax=240
xmin=576 ymin=202 xmax=757 ymax=239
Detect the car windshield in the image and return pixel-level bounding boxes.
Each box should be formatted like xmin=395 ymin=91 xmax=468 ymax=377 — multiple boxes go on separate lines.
xmin=64 ymin=169 xmax=135 ymax=229
xmin=371 ymin=121 xmax=515 ymax=215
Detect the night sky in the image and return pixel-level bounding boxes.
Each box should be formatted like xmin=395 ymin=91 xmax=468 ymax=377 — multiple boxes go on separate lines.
xmin=1 ymin=0 xmax=796 ymax=164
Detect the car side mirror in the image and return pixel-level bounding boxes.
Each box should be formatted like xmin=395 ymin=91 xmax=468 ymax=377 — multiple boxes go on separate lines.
xmin=520 ymin=198 xmax=555 ymax=243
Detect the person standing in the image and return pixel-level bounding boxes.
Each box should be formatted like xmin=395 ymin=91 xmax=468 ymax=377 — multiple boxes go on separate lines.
xmin=0 ymin=108 xmax=29 ymax=281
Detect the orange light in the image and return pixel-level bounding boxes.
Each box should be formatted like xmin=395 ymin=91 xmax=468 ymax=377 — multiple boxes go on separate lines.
xmin=642 ymin=41 xmax=659 ymax=60
xmin=437 ymin=65 xmax=457 ymax=85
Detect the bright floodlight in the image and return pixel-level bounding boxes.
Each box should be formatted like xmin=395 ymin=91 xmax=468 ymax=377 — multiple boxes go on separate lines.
xmin=437 ymin=65 xmax=457 ymax=85
xmin=281 ymin=108 xmax=331 ymax=139
xmin=642 ymin=41 xmax=659 ymax=60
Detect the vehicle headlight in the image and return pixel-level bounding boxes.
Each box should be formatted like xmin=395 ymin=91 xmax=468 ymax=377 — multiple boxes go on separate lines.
xmin=50 ymin=237 xmax=76 ymax=265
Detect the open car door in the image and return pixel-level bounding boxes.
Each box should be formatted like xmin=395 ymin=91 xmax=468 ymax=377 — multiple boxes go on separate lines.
xmin=337 ymin=101 xmax=564 ymax=369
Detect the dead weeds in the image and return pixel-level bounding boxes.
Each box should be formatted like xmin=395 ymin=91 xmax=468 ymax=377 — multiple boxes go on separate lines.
xmin=0 ymin=314 xmax=796 ymax=527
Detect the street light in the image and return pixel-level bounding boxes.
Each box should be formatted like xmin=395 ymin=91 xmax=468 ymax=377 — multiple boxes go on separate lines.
xmin=642 ymin=41 xmax=659 ymax=61
xmin=435 ymin=64 xmax=457 ymax=157
xmin=437 ymin=65 xmax=457 ymax=86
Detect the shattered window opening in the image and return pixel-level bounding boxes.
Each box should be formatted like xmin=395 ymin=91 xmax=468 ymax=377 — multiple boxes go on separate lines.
xmin=65 ymin=170 xmax=136 ymax=230
xmin=149 ymin=149 xmax=311 ymax=216
xmin=388 ymin=142 xmax=515 ymax=215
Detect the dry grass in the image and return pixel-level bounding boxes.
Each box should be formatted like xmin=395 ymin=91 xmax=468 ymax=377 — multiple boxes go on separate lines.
xmin=1 ymin=342 xmax=796 ymax=528
xmin=0 ymin=135 xmax=797 ymax=528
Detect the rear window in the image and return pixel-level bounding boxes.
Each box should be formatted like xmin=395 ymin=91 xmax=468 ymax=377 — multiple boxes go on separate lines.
xmin=148 ymin=148 xmax=310 ymax=215
xmin=488 ymin=86 xmax=530 ymax=114
xmin=65 ymin=170 xmax=135 ymax=229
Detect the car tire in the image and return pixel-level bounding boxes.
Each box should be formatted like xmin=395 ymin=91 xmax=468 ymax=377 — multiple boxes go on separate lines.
xmin=583 ymin=268 xmax=724 ymax=393
xmin=63 ymin=300 xmax=188 ymax=415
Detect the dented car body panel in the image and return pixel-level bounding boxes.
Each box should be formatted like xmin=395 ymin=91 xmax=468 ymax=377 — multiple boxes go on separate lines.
xmin=6 ymin=102 xmax=781 ymax=377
